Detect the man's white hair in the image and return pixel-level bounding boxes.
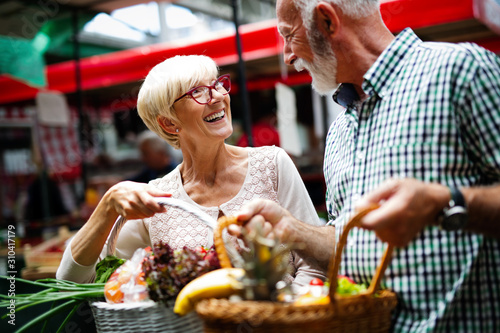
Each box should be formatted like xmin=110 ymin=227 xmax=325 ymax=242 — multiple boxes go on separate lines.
xmin=293 ymin=0 xmax=380 ymax=27
xmin=292 ymin=0 xmax=379 ymax=58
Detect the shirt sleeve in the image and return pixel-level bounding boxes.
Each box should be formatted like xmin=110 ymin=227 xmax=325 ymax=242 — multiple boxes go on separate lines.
xmin=113 ymin=219 xmax=152 ymax=260
xmin=56 ymin=218 xmax=151 ymax=283
xmin=460 ymin=48 xmax=500 ymax=178
xmin=56 ymin=237 xmax=98 ymax=283
xmin=275 ymin=147 xmax=324 ymax=226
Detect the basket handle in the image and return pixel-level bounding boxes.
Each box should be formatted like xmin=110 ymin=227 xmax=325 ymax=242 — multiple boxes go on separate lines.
xmin=214 ymin=215 xmax=241 ymax=268
xmin=327 ymin=205 xmax=394 ymax=299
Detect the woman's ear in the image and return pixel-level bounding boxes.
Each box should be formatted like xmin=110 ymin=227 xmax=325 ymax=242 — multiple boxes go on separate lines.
xmin=316 ymin=2 xmax=340 ymax=38
xmin=157 ymin=116 xmax=178 ymax=134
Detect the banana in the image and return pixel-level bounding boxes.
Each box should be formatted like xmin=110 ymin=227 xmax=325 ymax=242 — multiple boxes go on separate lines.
xmin=173 ymin=268 xmax=245 ymax=316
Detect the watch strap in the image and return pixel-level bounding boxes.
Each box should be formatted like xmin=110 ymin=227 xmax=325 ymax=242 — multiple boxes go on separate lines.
xmin=449 ymin=187 xmax=466 ymax=208
xmin=438 ymin=186 xmax=468 ymax=231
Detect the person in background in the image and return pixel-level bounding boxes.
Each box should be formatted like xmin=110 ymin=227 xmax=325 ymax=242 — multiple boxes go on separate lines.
xmin=57 ymin=55 xmax=326 ymax=288
xmin=127 ymin=130 xmax=179 ymax=183
xmin=234 ymin=0 xmax=500 ymax=332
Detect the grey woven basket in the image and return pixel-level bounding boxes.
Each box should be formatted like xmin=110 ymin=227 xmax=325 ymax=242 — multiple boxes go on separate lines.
xmin=90 ymin=300 xmax=204 ymax=333
xmin=90 ymin=198 xmax=217 ymax=333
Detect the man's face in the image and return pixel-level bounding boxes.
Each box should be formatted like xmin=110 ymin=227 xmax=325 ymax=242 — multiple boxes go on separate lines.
xmin=295 ymin=37 xmax=339 ymax=95
xmin=277 ymin=0 xmax=339 ymax=95
xmin=277 ymin=0 xmax=315 ymax=66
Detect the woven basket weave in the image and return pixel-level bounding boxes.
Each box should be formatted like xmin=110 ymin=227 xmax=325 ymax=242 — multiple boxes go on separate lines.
xmin=90 ymin=300 xmax=204 ymax=333
xmin=196 ymin=206 xmax=398 ymax=333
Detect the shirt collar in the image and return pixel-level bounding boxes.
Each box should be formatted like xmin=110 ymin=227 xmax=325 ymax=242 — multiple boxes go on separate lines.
xmin=362 ymin=28 xmax=422 ymax=98
xmin=332 ymin=83 xmax=359 ymax=109
xmin=333 ymin=28 xmax=422 ymax=106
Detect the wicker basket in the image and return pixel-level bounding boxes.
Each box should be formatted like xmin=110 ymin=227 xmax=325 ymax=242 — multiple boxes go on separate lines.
xmin=196 ymin=207 xmax=398 ymax=333
xmin=90 ymin=300 xmax=204 ymax=333
xmin=89 ymin=198 xmax=216 ymax=333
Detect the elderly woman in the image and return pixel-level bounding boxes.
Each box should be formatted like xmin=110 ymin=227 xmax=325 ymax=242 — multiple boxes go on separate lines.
xmin=56 ymin=55 xmax=325 ymax=287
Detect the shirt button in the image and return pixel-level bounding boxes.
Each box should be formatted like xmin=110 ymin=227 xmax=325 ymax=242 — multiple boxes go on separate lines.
xmin=352 ymin=193 xmax=361 ymax=202
xmin=356 ymin=151 xmax=364 ymax=160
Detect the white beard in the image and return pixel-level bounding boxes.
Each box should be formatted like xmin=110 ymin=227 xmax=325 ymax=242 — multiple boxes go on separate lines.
xmin=295 ymin=19 xmax=341 ymax=95
xmin=294 ymin=50 xmax=339 ymax=95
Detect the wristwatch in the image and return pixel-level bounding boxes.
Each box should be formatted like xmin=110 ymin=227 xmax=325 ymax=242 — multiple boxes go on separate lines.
xmin=438 ymin=187 xmax=468 ymax=231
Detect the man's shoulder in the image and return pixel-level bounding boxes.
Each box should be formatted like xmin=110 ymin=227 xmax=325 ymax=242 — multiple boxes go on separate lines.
xmin=418 ymin=39 xmax=496 ymax=65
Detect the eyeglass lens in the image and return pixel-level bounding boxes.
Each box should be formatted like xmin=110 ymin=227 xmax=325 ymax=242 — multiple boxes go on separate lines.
xmin=192 ymin=76 xmax=230 ymax=104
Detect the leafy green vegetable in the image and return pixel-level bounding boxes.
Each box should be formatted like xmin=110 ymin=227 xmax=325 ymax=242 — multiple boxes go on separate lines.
xmin=95 ymin=255 xmax=126 ymax=283
xmin=336 ymin=276 xmax=367 ymax=296
xmin=142 ymin=242 xmax=220 ymax=303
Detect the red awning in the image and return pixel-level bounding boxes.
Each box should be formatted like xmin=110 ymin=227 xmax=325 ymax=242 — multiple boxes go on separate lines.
xmin=0 ymin=0 xmax=498 ymax=105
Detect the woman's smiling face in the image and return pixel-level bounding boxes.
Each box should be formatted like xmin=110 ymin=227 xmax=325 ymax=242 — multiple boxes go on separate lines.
xmin=173 ymin=76 xmax=233 ymax=145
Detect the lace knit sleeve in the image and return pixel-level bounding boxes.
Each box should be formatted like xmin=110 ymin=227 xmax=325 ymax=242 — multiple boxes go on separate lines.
xmin=274 ymin=147 xmax=323 ymax=226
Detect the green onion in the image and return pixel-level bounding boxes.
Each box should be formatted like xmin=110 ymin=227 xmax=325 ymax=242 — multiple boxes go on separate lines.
xmin=56 ymin=302 xmax=80 ymax=333
xmin=16 ymin=300 xmax=81 ymax=333
xmin=0 ymin=275 xmax=104 ymax=333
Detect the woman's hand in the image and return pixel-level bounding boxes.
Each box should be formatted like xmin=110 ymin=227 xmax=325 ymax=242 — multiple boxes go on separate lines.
xmin=103 ymin=181 xmax=171 ymax=220
xmin=68 ymin=181 xmax=171 ymax=267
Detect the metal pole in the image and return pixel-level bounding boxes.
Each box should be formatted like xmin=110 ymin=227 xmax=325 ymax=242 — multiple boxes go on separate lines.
xmin=72 ymin=9 xmax=87 ymax=204
xmin=231 ymin=0 xmax=254 ymax=147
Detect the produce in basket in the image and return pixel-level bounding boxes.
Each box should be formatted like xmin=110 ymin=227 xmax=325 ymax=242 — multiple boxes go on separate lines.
xmin=95 ymin=255 xmax=126 ymax=283
xmin=293 ymin=278 xmax=329 ymax=306
xmin=104 ymin=248 xmax=149 ymax=304
xmin=101 ymin=243 xmax=222 ymax=306
xmin=293 ymin=276 xmax=367 ymax=306
xmin=142 ymin=241 xmax=221 ymax=304
xmin=92 ymin=243 xmax=220 ymax=333
xmin=336 ymin=274 xmax=367 ymax=295
xmin=236 ymin=226 xmax=295 ymax=301
xmin=173 ymin=267 xmax=245 ymax=315
xmin=172 ymin=218 xmax=299 ymax=316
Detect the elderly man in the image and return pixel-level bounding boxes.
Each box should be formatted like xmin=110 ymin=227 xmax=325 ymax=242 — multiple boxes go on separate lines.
xmin=236 ymin=0 xmax=500 ymax=331
xmin=127 ymin=130 xmax=179 ymax=183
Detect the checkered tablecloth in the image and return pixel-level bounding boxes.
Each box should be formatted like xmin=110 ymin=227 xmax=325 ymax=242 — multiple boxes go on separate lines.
xmin=1 ymin=105 xmax=83 ymax=180
xmin=38 ymin=107 xmax=82 ymax=180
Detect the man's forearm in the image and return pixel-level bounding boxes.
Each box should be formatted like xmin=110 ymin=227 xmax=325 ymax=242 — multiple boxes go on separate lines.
xmin=463 ymin=184 xmax=500 ymax=238
xmin=289 ymin=220 xmax=336 ymax=271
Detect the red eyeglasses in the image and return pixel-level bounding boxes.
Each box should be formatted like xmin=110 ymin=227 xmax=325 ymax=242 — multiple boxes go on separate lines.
xmin=174 ymin=74 xmax=231 ymax=105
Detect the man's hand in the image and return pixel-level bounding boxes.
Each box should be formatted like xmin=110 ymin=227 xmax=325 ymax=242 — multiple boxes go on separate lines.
xmin=355 ymin=178 xmax=450 ymax=247
xmin=234 ymin=199 xmax=335 ymax=270
xmin=230 ymin=199 xmax=294 ymax=242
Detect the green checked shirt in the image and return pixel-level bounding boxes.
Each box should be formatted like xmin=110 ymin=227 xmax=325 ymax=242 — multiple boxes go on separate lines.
xmin=324 ymin=28 xmax=500 ymax=332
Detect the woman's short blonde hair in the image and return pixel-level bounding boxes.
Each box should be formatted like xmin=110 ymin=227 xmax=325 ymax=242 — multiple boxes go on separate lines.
xmin=137 ymin=55 xmax=219 ymax=149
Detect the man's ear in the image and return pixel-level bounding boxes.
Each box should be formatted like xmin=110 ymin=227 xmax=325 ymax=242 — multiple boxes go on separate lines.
xmin=316 ymin=2 xmax=340 ymax=37
xmin=157 ymin=116 xmax=178 ymax=134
